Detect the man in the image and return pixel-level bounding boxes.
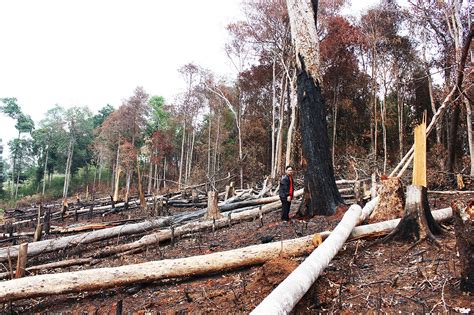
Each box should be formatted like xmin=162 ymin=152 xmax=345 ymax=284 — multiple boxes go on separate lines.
xmin=279 ymin=165 xmax=294 ymax=221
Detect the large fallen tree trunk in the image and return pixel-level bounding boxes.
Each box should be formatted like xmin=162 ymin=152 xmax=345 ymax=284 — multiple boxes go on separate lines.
xmin=0 ymin=205 xmax=453 ymax=302
xmin=0 ymin=217 xmax=172 ymax=262
xmin=252 ymin=196 xmax=378 ymax=314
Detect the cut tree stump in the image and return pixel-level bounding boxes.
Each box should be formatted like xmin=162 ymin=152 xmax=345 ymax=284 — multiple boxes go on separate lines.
xmin=205 ymin=191 xmax=222 ymax=220
xmin=368 ymin=177 xmax=405 ymax=223
xmin=15 ymin=243 xmax=28 ymax=279
xmin=33 ymin=224 xmax=43 ymax=242
xmin=383 ymin=185 xmax=442 ymax=244
xmin=451 ymin=200 xmax=474 ymax=293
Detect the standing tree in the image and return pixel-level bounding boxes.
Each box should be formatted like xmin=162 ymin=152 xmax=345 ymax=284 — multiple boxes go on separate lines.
xmin=286 ymin=0 xmax=343 ymax=216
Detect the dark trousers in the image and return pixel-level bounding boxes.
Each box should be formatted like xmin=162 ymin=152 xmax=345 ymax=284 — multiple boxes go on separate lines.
xmin=281 ymin=198 xmax=291 ymax=221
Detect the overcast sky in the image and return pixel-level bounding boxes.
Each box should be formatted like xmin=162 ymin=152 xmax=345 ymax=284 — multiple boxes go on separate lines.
xmin=0 ymin=0 xmax=380 ymax=158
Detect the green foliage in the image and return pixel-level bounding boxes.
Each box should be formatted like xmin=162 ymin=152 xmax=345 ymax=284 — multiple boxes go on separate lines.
xmin=147 ymin=95 xmax=170 ymax=136
xmin=15 ymin=113 xmax=35 ymax=134
xmin=93 ymin=104 xmax=115 ymax=128
xmin=0 ymin=98 xmax=21 ymax=119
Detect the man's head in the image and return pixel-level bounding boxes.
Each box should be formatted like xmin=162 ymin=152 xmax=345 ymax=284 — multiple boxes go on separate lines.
xmin=285 ymin=165 xmax=294 ymax=176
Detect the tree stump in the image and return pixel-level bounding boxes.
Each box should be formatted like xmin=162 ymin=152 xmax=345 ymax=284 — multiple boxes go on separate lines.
xmin=368 ymin=177 xmax=405 ymax=223
xmin=205 ymin=191 xmax=222 ymax=220
xmin=44 ymin=209 xmax=51 ymax=235
xmin=224 ymin=182 xmax=235 ymax=201
xmin=15 ymin=243 xmax=28 ymax=279
xmin=451 ymin=200 xmax=474 ymax=293
xmin=191 ymin=189 xmax=199 ymax=203
xmin=33 ymin=224 xmax=43 ymax=242
xmin=383 ymin=185 xmax=442 ymax=244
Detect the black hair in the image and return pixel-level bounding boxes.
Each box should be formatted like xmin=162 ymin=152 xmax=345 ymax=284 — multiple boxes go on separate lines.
xmin=285 ymin=165 xmax=293 ymax=170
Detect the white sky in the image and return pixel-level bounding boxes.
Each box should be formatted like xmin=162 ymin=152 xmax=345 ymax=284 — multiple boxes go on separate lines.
xmin=0 ymin=0 xmax=381 ymax=158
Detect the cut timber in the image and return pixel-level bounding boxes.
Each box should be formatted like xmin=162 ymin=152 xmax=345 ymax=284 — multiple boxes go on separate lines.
xmin=0 ymin=206 xmax=455 ymax=302
xmin=369 ymin=177 xmax=405 ymax=223
xmin=383 ymin=185 xmax=442 ymax=243
xmin=205 ymin=191 xmax=221 ymax=220
xmin=15 ymin=243 xmax=28 ymax=279
xmin=451 ymin=200 xmax=474 ymax=293
xmin=251 ymin=197 xmax=378 ymax=314
xmin=0 ymin=217 xmax=171 ymax=262
xmin=412 ymin=118 xmax=427 ymax=187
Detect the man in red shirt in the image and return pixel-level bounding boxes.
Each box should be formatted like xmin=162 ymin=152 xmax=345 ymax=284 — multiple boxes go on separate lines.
xmin=279 ymin=165 xmax=294 ymax=221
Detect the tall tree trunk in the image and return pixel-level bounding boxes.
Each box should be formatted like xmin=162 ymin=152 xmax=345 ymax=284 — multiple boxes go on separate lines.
xmin=271 ymin=56 xmax=277 ymax=178
xmin=274 ymin=75 xmax=287 ymax=176
xmin=178 ymin=122 xmax=186 ymax=190
xmin=382 ymin=95 xmax=387 ymax=174
xmin=371 ymin=46 xmax=378 ymax=159
xmin=287 ymin=0 xmax=343 ymax=217
xmin=423 ymin=29 xmax=441 ymax=145
xmin=397 ymin=85 xmax=404 ymax=161
xmin=465 ymin=97 xmax=474 ymax=177
xmin=163 ymin=157 xmax=167 ymax=190
xmin=62 ymin=138 xmax=74 ymax=200
xmin=331 ymin=83 xmax=339 ymax=168
xmin=184 ymin=129 xmax=191 ymax=185
xmin=42 ymin=141 xmax=50 ymax=198
xmin=147 ymin=157 xmax=153 ymax=195
xmin=113 ymin=144 xmax=121 ymax=202
xmin=446 ymin=103 xmax=460 ymax=173
xmin=213 ymin=115 xmax=220 ymax=177
xmin=10 ymin=131 xmax=20 ymax=197
xmin=207 ymin=109 xmax=212 ymax=178
xmin=136 ymin=159 xmax=146 ymax=209
xmin=187 ymin=129 xmax=195 ymax=182
xmin=285 ymin=73 xmax=297 ymax=167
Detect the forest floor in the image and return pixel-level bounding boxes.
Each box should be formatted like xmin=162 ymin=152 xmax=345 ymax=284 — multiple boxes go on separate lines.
xmin=2 ymin=193 xmax=473 ymax=314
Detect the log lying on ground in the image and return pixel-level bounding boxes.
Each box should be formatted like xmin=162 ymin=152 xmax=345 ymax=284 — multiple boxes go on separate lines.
xmin=252 ymin=197 xmax=378 ymax=314
xmin=0 ymin=217 xmax=172 ymax=262
xmin=94 ymin=199 xmax=289 ymax=258
xmin=0 ymin=189 xmax=295 ymax=262
xmin=0 ymin=205 xmax=453 ymax=302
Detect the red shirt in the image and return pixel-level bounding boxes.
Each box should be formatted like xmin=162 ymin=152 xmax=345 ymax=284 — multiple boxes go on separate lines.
xmin=289 ymin=176 xmax=294 ymax=198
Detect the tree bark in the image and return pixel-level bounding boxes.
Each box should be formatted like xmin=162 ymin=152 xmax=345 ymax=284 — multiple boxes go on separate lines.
xmin=464 ymin=97 xmax=474 ymax=177
xmin=205 ymin=191 xmax=221 ymax=220
xmin=178 ymin=122 xmax=186 ymax=190
xmin=15 ymin=243 xmax=28 ymax=279
xmin=451 ymin=200 xmax=474 ymax=293
xmin=285 ymin=73 xmax=297 ymax=167
xmin=287 ymin=0 xmax=343 ymax=217
xmin=383 ymin=185 xmax=442 ymax=243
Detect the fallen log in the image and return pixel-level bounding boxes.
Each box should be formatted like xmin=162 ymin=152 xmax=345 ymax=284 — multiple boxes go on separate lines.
xmin=252 ymin=197 xmax=379 ymax=314
xmin=94 ymin=199 xmax=287 ymax=258
xmin=428 ymin=190 xmax=474 ymax=195
xmin=0 ymin=205 xmax=453 ymax=302
xmin=0 ymin=217 xmax=172 ymax=262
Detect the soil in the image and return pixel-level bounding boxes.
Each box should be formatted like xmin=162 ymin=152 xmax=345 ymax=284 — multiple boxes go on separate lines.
xmin=0 ymin=193 xmax=473 ymax=314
